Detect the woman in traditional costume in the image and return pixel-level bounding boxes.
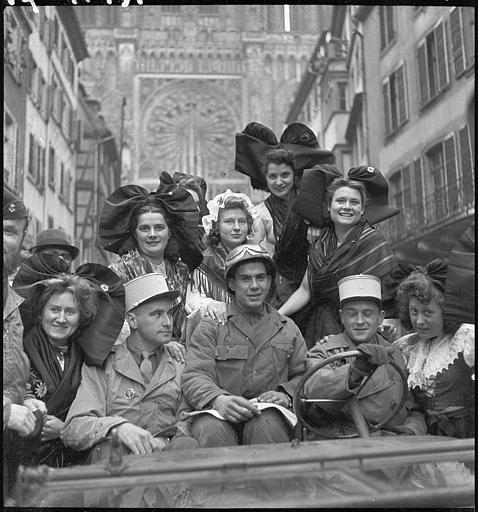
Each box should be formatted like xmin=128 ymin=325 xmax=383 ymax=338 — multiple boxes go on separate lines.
xmin=279 ymin=167 xmax=399 ymax=348
xmin=12 ymin=253 xmax=125 ymax=467
xmin=394 ymin=260 xmax=474 ymax=438
xmin=194 ymin=189 xmax=258 ymax=304
xmin=234 ymin=122 xmax=338 ymax=309
xmin=98 ymin=174 xmax=203 ymax=345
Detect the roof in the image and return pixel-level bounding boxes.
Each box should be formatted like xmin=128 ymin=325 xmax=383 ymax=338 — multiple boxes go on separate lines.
xmin=56 ymin=6 xmax=89 ymax=62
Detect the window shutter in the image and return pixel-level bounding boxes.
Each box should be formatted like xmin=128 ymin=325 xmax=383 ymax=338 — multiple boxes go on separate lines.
xmin=449 ymin=7 xmax=465 ymax=76
xmin=396 ymin=64 xmax=407 ymax=125
xmin=416 ymin=42 xmax=429 ymax=106
xmin=444 ymin=135 xmax=458 ymax=212
xmin=386 ymin=7 xmax=394 ymax=43
xmin=413 ymin=158 xmax=425 ymax=223
xmin=382 ymin=80 xmax=390 ymax=136
xmin=435 ymin=21 xmax=449 ymax=91
xmin=462 ymin=8 xmax=475 ymax=68
xmin=379 ymin=6 xmax=386 ymax=50
xmin=28 ymin=134 xmax=35 ymax=177
xmin=459 ymin=126 xmax=473 ymax=189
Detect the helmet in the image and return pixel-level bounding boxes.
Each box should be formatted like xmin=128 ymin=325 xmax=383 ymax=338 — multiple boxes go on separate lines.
xmin=224 ymin=244 xmax=275 ymax=292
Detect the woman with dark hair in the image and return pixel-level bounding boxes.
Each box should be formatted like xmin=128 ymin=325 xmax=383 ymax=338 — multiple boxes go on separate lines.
xmin=12 ymin=253 xmax=125 ymax=467
xmin=279 ymin=174 xmax=397 ymax=348
xmin=193 ymin=189 xmax=258 ymax=305
xmin=98 ymin=176 xmax=203 ymax=346
xmin=235 ymin=122 xmax=339 ymax=310
xmin=394 ymin=261 xmax=474 ymax=439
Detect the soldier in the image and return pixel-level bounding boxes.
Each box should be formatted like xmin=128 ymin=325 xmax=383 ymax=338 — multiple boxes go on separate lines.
xmin=182 ymin=244 xmax=307 ymax=447
xmin=304 ymin=274 xmax=425 ymax=435
xmin=3 ymin=188 xmax=46 ymax=499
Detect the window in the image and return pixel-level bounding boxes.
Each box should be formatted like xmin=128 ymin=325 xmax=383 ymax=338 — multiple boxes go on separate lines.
xmin=52 ymin=17 xmax=60 ymax=53
xmin=29 ymin=60 xmax=39 ymax=104
xmin=449 ymin=7 xmax=475 ymax=77
xmin=38 ymin=74 xmax=47 ymax=117
xmin=416 ymin=21 xmax=449 ymax=108
xmin=382 ymin=63 xmax=408 ymax=136
xmin=337 ymin=82 xmax=348 ymax=111
xmin=4 ymin=9 xmax=27 ymax=83
xmin=39 ymin=8 xmax=46 ymax=41
xmin=48 ymin=146 xmax=55 ymax=189
xmin=426 ymin=135 xmax=458 ymax=220
xmin=379 ymin=6 xmax=395 ymax=50
xmin=4 ymin=110 xmax=18 ymax=190
xmin=28 ymin=133 xmax=37 ymax=180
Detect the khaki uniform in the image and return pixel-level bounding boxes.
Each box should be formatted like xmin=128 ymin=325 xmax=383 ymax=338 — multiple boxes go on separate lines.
xmin=62 ymin=343 xmax=187 ymax=451
xmin=305 ymin=332 xmax=426 ymax=433
xmin=182 ymin=302 xmax=307 ymax=410
xmin=3 ymin=285 xmax=29 ymax=429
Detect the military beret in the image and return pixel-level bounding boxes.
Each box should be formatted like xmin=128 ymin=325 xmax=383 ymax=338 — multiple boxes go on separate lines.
xmin=3 ymin=188 xmax=28 ymax=219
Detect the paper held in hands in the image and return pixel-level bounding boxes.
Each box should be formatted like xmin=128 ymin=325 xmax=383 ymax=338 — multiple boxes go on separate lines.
xmin=182 ymin=398 xmax=298 ymax=428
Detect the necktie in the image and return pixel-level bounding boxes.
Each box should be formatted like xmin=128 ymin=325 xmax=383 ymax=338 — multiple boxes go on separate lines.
xmin=140 ymin=351 xmax=154 ymax=384
xmin=52 ymin=345 xmax=69 ymax=372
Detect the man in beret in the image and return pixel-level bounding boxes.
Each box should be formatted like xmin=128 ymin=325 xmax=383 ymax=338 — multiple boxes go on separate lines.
xmin=182 ymin=244 xmax=307 ymax=447
xmin=3 ymin=188 xmax=46 ymax=500
xmin=31 ymin=228 xmax=79 ymax=269
xmin=304 ymin=274 xmax=425 ymax=436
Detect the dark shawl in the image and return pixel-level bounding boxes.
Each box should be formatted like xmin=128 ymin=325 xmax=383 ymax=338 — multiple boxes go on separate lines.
xmin=308 ymin=221 xmax=397 ymax=305
xmin=24 ymin=324 xmax=83 ymax=421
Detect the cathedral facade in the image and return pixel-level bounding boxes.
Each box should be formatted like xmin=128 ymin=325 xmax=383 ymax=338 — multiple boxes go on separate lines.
xmin=76 ymin=5 xmax=330 ymax=195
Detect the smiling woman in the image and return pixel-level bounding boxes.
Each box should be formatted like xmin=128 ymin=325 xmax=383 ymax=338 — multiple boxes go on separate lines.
xmin=12 ymin=252 xmax=125 ymax=468
xmin=279 ymin=176 xmax=397 ymax=348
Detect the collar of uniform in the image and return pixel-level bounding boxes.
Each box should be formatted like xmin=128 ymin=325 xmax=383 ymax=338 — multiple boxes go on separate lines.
xmin=227 ymin=300 xmax=269 ymax=319
xmin=343 ymin=331 xmax=385 ymax=348
xmin=126 ymin=339 xmax=164 ymax=365
xmin=3 ymin=285 xmax=24 ymax=321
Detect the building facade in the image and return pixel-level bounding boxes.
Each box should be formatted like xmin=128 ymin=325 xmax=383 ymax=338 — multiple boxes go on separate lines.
xmin=75 ymin=84 xmax=121 ymax=266
xmin=287 ymin=5 xmax=474 ymax=264
xmin=75 ymin=5 xmax=332 ymax=197
xmin=4 ymin=7 xmax=31 ymax=200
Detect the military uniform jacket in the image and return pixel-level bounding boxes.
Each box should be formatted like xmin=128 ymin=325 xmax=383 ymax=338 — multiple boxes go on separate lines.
xmin=3 ymin=285 xmax=30 ymax=429
xmin=182 ymin=302 xmax=307 ymax=411
xmin=62 ymin=342 xmax=186 ymax=451
xmin=305 ymin=332 xmax=425 ymax=433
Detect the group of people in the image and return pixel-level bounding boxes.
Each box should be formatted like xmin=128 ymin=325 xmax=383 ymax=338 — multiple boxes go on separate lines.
xmin=3 ymin=121 xmax=475 ymax=506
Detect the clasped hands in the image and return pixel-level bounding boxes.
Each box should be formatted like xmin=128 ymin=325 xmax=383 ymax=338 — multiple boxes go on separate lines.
xmin=212 ymin=390 xmax=290 ymax=424
xmin=8 ymin=398 xmax=47 ymax=438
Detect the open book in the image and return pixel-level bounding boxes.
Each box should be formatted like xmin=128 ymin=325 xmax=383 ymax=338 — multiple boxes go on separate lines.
xmin=182 ymin=398 xmax=297 ymax=428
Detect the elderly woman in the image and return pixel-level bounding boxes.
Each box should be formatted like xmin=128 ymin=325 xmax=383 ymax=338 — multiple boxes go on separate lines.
xmin=193 ymin=189 xmax=259 ymax=305
xmin=279 ymin=173 xmax=398 ymax=348
xmin=394 ymin=260 xmax=474 ymax=439
xmin=12 ymin=253 xmax=125 ymax=467
xmin=99 ymin=177 xmax=203 ymax=347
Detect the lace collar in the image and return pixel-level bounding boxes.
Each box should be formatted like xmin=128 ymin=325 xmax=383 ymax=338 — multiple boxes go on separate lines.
xmin=407 ymin=323 xmax=474 ymax=390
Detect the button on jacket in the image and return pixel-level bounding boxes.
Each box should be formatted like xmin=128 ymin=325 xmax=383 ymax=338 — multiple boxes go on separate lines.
xmin=62 ymin=342 xmax=187 ymax=451
xmin=182 ymin=302 xmax=307 ymax=411
xmin=305 ymin=332 xmax=426 ymax=434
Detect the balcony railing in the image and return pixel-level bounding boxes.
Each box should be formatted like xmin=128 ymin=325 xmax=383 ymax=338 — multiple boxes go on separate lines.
xmin=381 ymin=176 xmax=475 ymax=244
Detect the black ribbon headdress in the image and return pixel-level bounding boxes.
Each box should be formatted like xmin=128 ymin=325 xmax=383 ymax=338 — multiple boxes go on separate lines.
xmin=98 ymin=175 xmax=203 ymax=271
xmin=234 ymin=122 xmax=336 ymax=191
xmin=13 ymin=253 xmax=126 ymax=367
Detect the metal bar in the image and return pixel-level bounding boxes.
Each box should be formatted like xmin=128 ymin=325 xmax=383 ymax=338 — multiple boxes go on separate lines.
xmin=348 ymin=397 xmax=370 ymax=438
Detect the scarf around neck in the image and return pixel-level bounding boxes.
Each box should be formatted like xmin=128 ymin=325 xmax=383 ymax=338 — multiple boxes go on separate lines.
xmin=23 ymin=324 xmax=84 ymax=421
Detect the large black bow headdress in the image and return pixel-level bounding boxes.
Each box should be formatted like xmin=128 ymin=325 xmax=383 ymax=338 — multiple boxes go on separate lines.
xmin=13 ymin=253 xmax=126 ymax=367
xmin=98 ymin=177 xmax=203 ymax=271
xmin=235 ymin=122 xmax=336 ymax=191
xmin=387 ymin=258 xmax=448 ymax=299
